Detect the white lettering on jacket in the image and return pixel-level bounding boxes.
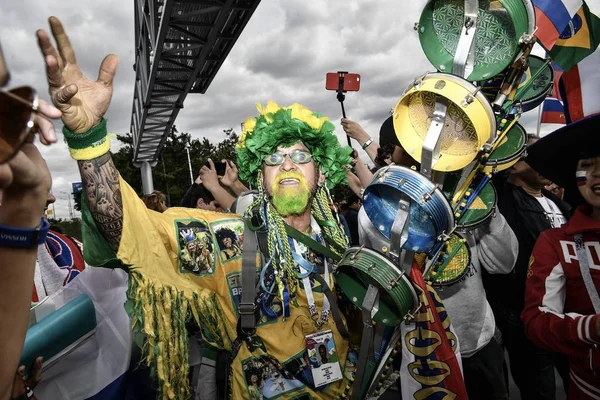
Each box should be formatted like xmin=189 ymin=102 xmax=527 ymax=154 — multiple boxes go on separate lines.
xmin=560 ymin=241 xmax=600 ymax=270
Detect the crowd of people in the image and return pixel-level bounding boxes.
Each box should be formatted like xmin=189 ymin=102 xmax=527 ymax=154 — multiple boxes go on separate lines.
xmin=1 ymin=14 xmax=600 ymax=400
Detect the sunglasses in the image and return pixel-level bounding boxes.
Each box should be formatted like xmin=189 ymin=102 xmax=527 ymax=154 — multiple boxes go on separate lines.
xmin=263 ymin=149 xmax=313 ymax=166
xmin=0 ymin=86 xmax=39 ymax=163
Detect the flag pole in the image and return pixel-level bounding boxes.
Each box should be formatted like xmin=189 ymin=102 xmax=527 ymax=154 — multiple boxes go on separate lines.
xmin=536 ymin=102 xmax=543 ymax=138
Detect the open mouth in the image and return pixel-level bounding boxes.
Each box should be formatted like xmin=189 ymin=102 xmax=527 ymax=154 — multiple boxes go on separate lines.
xmin=279 ymin=178 xmax=299 ymax=185
xmin=592 ymin=184 xmax=600 ymax=195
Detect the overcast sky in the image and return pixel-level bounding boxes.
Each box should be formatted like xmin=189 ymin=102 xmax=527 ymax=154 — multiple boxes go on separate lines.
xmin=1 ymin=0 xmax=555 ymax=219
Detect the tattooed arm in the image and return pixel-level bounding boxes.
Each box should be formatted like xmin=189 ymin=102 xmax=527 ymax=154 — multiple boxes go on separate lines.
xmin=78 ymin=153 xmax=123 ymax=251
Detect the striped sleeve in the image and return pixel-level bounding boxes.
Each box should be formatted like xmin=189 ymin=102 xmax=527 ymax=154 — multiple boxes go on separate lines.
xmin=522 ymin=231 xmax=600 ymax=357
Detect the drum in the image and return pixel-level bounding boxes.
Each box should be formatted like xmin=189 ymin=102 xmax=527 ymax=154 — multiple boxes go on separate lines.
xmin=425 ymin=233 xmax=472 ymax=286
xmin=394 ymin=73 xmax=496 ymax=172
xmin=418 ymin=0 xmax=536 ymax=81
xmin=481 ymin=55 xmax=553 ymax=112
xmin=363 ymin=165 xmax=454 ymax=254
xmin=454 ymin=178 xmax=497 ymax=230
xmin=483 ymin=122 xmax=527 ymax=173
xmin=334 ymin=247 xmax=419 ymax=326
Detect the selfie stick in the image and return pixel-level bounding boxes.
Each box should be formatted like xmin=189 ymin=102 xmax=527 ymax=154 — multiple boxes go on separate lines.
xmin=336 ymin=71 xmax=352 ymax=147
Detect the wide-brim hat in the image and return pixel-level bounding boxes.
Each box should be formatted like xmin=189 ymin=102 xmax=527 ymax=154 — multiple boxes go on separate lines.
xmin=525 ymin=114 xmax=600 ymax=203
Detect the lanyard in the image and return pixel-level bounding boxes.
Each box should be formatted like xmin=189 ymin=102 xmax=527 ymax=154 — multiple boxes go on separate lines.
xmin=290 ymin=217 xmax=331 ymax=326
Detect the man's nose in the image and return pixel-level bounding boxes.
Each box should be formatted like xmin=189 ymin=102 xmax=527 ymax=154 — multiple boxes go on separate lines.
xmin=280 ymin=154 xmax=296 ymax=171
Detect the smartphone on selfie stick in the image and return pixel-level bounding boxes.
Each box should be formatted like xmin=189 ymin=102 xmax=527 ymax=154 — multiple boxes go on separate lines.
xmin=325 ymin=71 xmax=361 ymax=147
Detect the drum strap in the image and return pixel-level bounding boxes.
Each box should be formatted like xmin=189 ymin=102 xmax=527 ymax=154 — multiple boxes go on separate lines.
xmin=284 ymin=223 xmax=342 ymax=262
xmin=575 ymin=234 xmax=600 ymax=313
xmin=352 ymin=284 xmax=379 ymax=400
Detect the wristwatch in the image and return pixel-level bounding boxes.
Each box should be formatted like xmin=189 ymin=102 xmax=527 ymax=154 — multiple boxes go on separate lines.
xmin=362 ymin=138 xmax=374 ymax=150
xmin=0 ymin=218 xmax=50 ymax=248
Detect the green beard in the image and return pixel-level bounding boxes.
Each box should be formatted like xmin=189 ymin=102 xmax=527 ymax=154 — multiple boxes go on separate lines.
xmin=272 ymin=188 xmax=311 ymax=216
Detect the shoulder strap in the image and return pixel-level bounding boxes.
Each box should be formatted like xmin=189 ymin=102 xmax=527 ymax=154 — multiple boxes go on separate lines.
xmin=239 ymin=220 xmax=261 ymax=335
xmin=575 ymin=233 xmax=600 ymax=313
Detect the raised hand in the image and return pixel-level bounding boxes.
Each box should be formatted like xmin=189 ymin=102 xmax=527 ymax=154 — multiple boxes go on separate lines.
xmin=219 ymin=159 xmax=238 ymax=188
xmin=36 ymin=16 xmax=119 ymax=133
xmin=199 ymin=159 xmax=220 ymax=192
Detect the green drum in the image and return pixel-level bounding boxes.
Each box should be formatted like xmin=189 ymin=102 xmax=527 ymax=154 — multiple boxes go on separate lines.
xmin=425 ymin=233 xmax=472 ymax=286
xmin=481 ymin=55 xmax=553 ymax=112
xmin=334 ymin=247 xmax=419 ymax=326
xmin=455 ymin=179 xmax=497 ymax=230
xmin=483 ymin=122 xmax=527 ymax=173
xmin=418 ymin=0 xmax=534 ymax=81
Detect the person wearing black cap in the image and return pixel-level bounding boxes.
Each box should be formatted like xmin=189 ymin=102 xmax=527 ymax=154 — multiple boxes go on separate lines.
xmin=522 ymin=114 xmax=600 ymax=399
xmin=375 ymin=115 xmax=420 ymax=169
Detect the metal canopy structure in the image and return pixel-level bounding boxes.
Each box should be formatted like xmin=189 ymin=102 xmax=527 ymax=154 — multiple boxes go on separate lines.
xmin=130 ymin=0 xmax=261 ymax=191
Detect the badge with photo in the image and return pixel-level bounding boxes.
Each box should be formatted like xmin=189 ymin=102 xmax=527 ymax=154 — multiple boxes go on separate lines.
xmin=175 ymin=219 xmax=215 ymax=276
xmin=242 ymin=355 xmax=305 ymax=399
xmin=211 ymin=219 xmax=244 ymax=263
xmin=305 ymin=330 xmax=342 ymax=388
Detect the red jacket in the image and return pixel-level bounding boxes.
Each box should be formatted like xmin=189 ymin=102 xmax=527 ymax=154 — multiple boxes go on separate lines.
xmin=522 ymin=205 xmax=600 ymax=399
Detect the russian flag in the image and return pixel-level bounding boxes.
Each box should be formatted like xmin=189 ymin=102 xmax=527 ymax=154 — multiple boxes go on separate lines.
xmin=559 ymin=46 xmax=600 ymax=123
xmin=541 ymin=98 xmax=566 ymax=124
xmin=534 ymin=0 xmax=583 ymax=50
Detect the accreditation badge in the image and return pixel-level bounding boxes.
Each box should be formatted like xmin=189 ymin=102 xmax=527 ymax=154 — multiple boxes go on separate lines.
xmin=305 ymin=330 xmax=342 ymax=387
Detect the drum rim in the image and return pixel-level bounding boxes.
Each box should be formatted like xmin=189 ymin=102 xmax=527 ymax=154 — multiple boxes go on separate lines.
xmin=418 ymin=0 xmax=530 ymax=81
xmin=516 ymin=55 xmax=554 ymax=106
xmin=418 ymin=72 xmax=496 ymax=137
xmin=365 ymin=165 xmax=455 ymax=234
xmin=337 ymin=246 xmax=420 ymax=320
xmin=456 ymin=181 xmax=498 ymax=229
xmin=484 ymin=123 xmax=527 ymax=165
xmin=393 ymin=73 xmax=497 ymax=171
xmin=426 ymin=232 xmax=472 ymax=286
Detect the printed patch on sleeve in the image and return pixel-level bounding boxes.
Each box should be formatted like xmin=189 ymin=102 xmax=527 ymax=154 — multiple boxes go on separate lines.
xmin=211 ymin=219 xmax=244 ymax=263
xmin=175 ymin=219 xmax=216 ymax=276
xmin=526 ymin=255 xmax=534 ymax=279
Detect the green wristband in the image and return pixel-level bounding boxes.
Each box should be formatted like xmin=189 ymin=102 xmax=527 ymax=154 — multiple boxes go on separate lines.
xmin=63 ymin=119 xmax=108 ymax=150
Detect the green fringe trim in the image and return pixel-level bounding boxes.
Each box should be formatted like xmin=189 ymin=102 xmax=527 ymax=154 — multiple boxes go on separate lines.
xmin=126 ymin=271 xmax=235 ymax=400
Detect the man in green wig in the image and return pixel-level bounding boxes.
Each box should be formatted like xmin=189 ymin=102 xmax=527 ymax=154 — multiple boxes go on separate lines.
xmin=36 ymin=16 xmax=370 ymax=400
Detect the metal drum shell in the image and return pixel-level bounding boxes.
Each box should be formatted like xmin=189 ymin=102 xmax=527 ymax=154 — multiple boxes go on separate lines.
xmin=394 ymin=73 xmax=496 ymax=172
xmin=363 ymin=165 xmax=455 ymax=254
xmin=418 ymin=0 xmax=535 ymax=81
xmin=483 ymin=122 xmax=527 ymax=173
xmin=334 ymin=247 xmax=419 ymax=326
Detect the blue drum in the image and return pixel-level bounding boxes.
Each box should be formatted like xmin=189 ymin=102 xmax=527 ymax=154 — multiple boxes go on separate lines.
xmin=363 ymin=166 xmax=454 ymax=254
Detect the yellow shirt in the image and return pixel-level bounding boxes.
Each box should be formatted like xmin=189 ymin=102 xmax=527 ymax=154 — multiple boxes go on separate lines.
xmin=96 ymin=176 xmax=357 ymax=399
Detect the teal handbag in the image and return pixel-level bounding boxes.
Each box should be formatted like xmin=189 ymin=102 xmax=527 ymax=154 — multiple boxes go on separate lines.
xmin=20 ymin=294 xmax=97 ymax=373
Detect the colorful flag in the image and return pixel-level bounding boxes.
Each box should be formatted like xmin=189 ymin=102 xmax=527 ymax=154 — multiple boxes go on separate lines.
xmin=559 ymin=46 xmax=600 ymax=122
xmin=549 ymin=2 xmax=600 ymax=71
xmin=533 ymin=0 xmax=583 ymax=50
xmin=541 ymin=98 xmax=566 ymax=124
xmin=399 ymin=261 xmax=468 ymax=399
xmin=551 ymin=61 xmax=564 ymax=100
xmin=32 ymin=267 xmax=134 ymax=399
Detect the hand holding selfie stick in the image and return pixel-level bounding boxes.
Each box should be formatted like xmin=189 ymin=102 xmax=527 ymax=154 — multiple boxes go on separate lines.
xmin=326 ymin=71 xmax=361 ymax=148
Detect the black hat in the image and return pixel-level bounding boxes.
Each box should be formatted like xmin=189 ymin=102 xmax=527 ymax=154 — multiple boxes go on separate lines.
xmin=379 ymin=115 xmax=399 ymax=148
xmin=525 ymin=114 xmax=600 ymax=204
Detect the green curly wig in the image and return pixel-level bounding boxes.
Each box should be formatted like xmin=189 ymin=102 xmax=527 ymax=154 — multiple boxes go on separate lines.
xmin=237 ymin=102 xmax=352 ymax=189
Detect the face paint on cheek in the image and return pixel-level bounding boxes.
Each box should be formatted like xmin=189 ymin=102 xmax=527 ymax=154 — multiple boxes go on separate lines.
xmin=576 ymin=170 xmax=588 ymax=187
